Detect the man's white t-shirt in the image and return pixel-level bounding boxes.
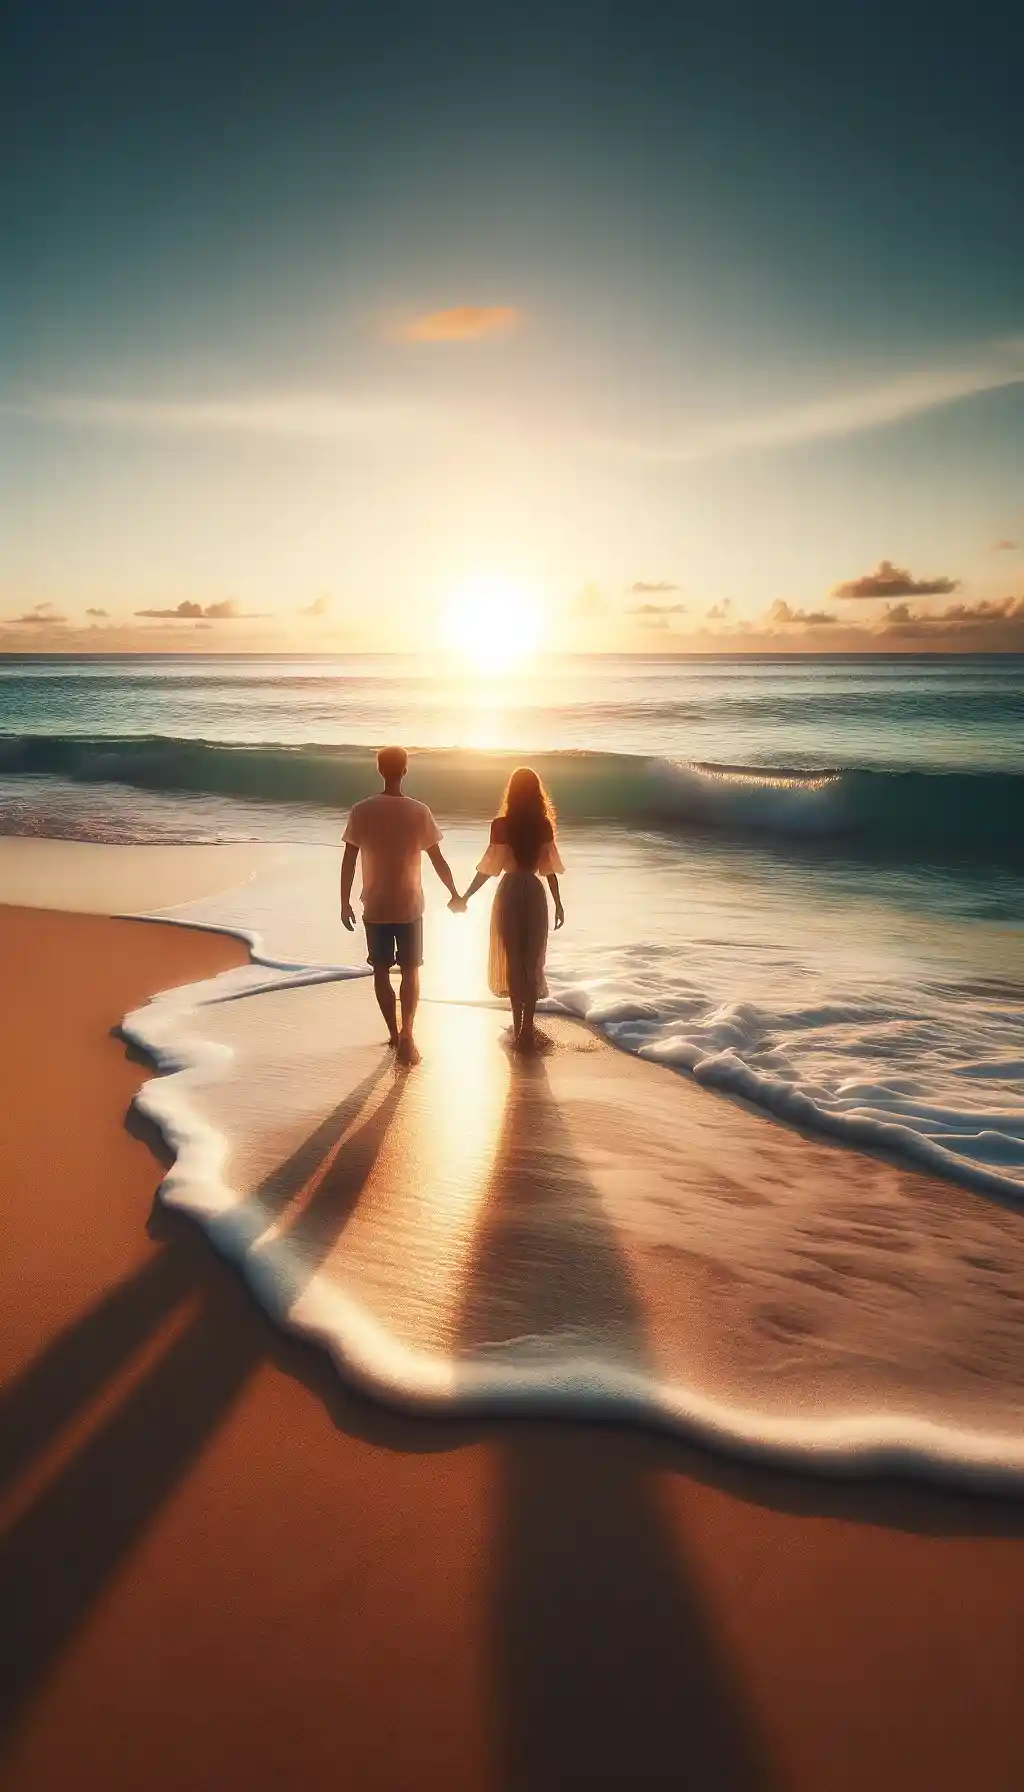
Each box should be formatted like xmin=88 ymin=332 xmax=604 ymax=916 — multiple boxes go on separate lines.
xmin=342 ymin=793 xmax=442 ymax=923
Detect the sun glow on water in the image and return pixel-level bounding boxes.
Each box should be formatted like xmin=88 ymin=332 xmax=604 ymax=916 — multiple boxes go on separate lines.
xmin=441 ymin=575 xmax=543 ymax=675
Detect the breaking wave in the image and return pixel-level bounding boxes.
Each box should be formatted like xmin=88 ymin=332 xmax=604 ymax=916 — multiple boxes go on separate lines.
xmin=1 ymin=735 xmax=1022 ymax=864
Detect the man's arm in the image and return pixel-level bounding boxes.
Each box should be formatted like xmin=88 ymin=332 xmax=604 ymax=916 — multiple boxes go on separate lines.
xmin=340 ymin=842 xmax=358 ymax=930
xmin=427 ymin=843 xmax=465 ymax=910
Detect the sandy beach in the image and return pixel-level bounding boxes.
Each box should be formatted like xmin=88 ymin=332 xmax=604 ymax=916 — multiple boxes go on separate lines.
xmin=2 ymin=903 xmax=1024 ymax=1791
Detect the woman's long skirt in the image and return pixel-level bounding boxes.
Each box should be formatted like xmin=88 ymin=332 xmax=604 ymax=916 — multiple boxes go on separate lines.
xmin=487 ymin=869 xmax=549 ymax=999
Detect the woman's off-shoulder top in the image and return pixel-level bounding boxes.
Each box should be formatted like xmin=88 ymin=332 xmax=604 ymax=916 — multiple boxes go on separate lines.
xmin=476 ymin=814 xmax=565 ymax=876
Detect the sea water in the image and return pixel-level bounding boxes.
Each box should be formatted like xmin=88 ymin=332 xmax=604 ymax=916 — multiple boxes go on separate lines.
xmin=3 ymin=653 xmax=1024 ymax=1482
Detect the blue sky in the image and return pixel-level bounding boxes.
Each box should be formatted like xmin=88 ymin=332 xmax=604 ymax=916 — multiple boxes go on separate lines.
xmin=2 ymin=0 xmax=1023 ymax=651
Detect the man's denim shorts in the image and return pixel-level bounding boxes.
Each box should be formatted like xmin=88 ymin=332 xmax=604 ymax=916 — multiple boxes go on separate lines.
xmin=364 ymin=919 xmax=424 ymax=969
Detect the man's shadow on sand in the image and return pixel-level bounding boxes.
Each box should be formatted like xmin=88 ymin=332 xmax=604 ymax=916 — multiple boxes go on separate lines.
xmin=4 ymin=1036 xmax=1024 ymax=1786
xmin=0 ymin=1053 xmax=408 ymax=1741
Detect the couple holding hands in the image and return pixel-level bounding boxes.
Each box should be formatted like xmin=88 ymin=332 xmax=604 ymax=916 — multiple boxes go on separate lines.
xmin=341 ymin=746 xmax=564 ymax=1064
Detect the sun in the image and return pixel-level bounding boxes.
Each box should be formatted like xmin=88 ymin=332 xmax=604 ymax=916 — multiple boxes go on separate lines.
xmin=441 ymin=575 xmax=542 ymax=675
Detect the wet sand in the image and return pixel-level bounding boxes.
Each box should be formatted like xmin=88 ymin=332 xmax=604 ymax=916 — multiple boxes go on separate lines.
xmin=0 ymin=838 xmax=279 ymax=914
xmin=2 ymin=904 xmax=1024 ymax=1791
xmin=186 ymin=972 xmax=1024 ymax=1456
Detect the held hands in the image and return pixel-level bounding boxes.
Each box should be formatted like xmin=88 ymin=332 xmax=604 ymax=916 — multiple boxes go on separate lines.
xmin=447 ymin=894 xmax=468 ymax=913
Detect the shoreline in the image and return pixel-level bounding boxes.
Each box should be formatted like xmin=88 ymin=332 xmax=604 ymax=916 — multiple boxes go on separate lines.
xmin=125 ymin=916 xmax=1024 ymax=1491
xmin=3 ymin=905 xmax=1024 ymax=1789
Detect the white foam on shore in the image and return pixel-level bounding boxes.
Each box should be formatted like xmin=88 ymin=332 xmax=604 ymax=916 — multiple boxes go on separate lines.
xmin=117 ymin=852 xmax=1024 ymax=1493
xmin=556 ymin=970 xmax=1024 ymax=1204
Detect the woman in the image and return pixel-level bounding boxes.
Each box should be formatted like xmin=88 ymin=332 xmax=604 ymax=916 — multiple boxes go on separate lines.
xmin=462 ymin=767 xmax=565 ymax=1052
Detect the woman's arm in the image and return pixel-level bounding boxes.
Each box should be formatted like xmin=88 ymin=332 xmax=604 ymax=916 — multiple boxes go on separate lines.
xmin=546 ymin=874 xmax=565 ymax=929
xmin=463 ymin=871 xmax=491 ymax=903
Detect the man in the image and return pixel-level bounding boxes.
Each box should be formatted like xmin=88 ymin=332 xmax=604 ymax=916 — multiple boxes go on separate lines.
xmin=340 ymin=745 xmax=464 ymax=1064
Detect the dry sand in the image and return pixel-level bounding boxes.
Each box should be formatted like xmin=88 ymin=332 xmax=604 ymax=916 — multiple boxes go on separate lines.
xmin=2 ymin=905 xmax=1024 ymax=1792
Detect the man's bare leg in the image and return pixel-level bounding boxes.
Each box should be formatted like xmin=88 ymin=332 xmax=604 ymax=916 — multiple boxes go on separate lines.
xmin=373 ymin=964 xmax=400 ymax=1049
xmin=397 ymin=965 xmax=421 ymax=1065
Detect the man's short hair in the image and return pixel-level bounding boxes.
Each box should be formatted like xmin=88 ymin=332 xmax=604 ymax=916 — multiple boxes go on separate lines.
xmin=377 ymin=745 xmax=408 ymax=781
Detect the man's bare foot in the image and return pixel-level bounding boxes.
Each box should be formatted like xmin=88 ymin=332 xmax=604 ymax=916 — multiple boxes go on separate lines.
xmin=396 ymin=1033 xmax=421 ymax=1066
xmin=386 ymin=1033 xmax=400 ymax=1051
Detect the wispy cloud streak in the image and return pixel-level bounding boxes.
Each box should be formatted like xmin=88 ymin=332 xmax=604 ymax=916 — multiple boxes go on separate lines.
xmin=591 ymin=336 xmax=1024 ymax=463
xmin=4 ymin=334 xmax=1023 ymax=464
xmin=0 ymin=392 xmax=457 ymax=442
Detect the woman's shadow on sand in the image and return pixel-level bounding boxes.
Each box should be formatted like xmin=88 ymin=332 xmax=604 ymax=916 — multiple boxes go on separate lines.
xmin=454 ymin=1050 xmax=775 ymax=1790
xmin=4 ymin=1032 xmax=1024 ymax=1786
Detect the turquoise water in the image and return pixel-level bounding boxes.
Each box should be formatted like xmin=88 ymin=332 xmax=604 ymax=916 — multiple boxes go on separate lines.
xmin=1 ymin=651 xmax=1022 ymax=768
xmin=1 ymin=653 xmax=1022 ymax=875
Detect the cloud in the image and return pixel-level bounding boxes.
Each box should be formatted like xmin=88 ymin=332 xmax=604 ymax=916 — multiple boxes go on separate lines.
xmin=627 ymin=601 xmax=687 ymax=615
xmin=85 ymin=606 xmax=109 ymax=617
xmin=655 ymin=588 xmax=1024 ymax=651
xmin=205 ymin=600 xmax=254 ymax=619
xmin=136 ymin=600 xmax=205 ymax=618
xmin=630 ymin=580 xmax=679 ymax=595
xmin=4 ymin=603 xmax=68 ymax=626
xmin=881 ymin=594 xmax=1024 ymax=636
xmin=398 ymin=306 xmax=521 ymax=343
xmin=134 ymin=599 xmax=266 ymax=620
xmin=832 ymin=559 xmax=960 ymax=599
xmin=704 ymin=600 xmax=732 ymax=620
xmin=592 ymin=335 xmax=1024 ymax=464
xmin=994 ymin=539 xmax=1018 ymax=551
xmin=766 ymin=600 xmax=837 ymax=626
xmin=301 ymin=596 xmax=330 ymax=617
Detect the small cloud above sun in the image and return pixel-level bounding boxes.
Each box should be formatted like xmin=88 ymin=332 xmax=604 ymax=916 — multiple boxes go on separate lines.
xmin=441 ymin=575 xmax=543 ymax=674
xmin=396 ymin=305 xmax=522 ymax=343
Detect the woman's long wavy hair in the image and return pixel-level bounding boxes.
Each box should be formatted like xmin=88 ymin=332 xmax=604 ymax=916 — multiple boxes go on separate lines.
xmin=498 ymin=766 xmax=556 ymax=866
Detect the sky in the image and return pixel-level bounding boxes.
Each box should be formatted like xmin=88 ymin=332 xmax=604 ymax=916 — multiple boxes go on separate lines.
xmin=2 ymin=0 xmax=1023 ymax=654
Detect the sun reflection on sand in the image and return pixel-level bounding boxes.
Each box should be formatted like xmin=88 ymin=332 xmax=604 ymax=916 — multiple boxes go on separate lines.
xmin=406 ymin=1004 xmax=511 ymax=1345
xmin=304 ymin=1004 xmax=509 ymax=1356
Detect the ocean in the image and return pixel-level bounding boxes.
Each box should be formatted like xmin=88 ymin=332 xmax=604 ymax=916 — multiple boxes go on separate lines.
xmin=4 ymin=651 xmax=1024 ymax=1482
